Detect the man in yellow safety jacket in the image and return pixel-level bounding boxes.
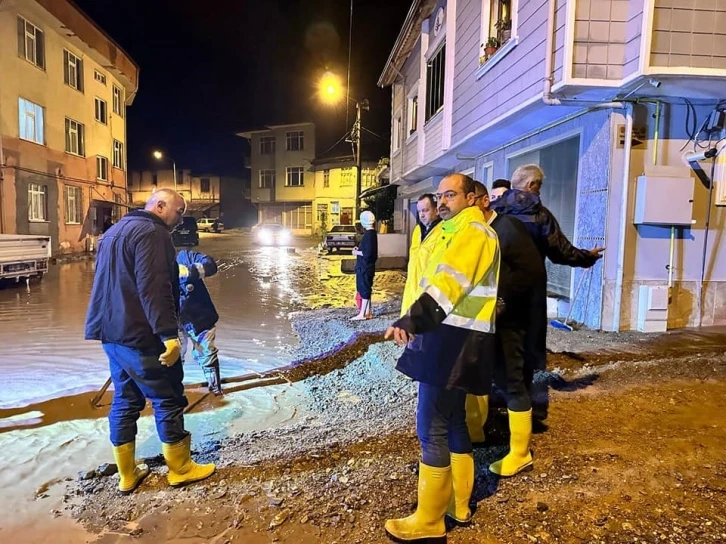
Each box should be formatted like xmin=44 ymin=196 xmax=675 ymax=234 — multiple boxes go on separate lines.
xmin=384 ymin=173 xmax=500 ymax=542
xmin=401 ymin=193 xmax=442 ymax=316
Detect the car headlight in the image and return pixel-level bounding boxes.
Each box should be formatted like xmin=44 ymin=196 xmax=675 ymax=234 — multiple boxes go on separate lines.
xmin=278 ymin=229 xmax=291 ymax=241
xmin=258 ymin=229 xmax=273 ymax=243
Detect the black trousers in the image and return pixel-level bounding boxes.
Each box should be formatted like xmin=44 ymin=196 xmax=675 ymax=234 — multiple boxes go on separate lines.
xmin=524 ymin=284 xmax=549 ymax=420
xmin=495 ymin=326 xmax=531 ymax=412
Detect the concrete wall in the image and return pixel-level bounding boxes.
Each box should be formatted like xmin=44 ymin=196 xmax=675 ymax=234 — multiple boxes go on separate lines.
xmin=603 ymin=102 xmax=726 ymax=330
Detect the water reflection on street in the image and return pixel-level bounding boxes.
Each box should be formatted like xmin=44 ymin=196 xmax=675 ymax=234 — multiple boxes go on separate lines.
xmin=0 ymin=232 xmax=314 ymax=410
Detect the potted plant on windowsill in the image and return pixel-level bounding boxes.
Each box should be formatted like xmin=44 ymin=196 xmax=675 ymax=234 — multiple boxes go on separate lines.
xmin=484 ymin=37 xmax=500 ymax=59
xmin=495 ymin=18 xmax=512 ymax=43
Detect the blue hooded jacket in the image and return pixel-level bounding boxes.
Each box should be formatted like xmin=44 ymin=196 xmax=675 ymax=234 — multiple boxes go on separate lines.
xmin=176 ymin=249 xmax=219 ymax=334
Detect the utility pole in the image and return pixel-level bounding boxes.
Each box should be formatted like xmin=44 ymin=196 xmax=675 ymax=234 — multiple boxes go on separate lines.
xmin=353 ymin=99 xmax=369 ymax=219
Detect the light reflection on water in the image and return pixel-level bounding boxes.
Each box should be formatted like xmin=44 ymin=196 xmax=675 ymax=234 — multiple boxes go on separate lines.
xmin=0 ymin=238 xmax=311 ymax=409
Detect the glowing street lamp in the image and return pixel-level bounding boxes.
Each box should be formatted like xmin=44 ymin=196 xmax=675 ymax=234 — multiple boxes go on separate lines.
xmin=152 ymin=150 xmax=177 ymax=190
xmin=317 ymin=72 xmax=369 ymax=218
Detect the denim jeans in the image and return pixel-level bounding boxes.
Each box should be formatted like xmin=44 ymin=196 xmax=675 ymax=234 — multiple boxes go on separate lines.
xmin=181 ymin=326 xmax=219 ymax=371
xmin=104 ymin=342 xmax=189 ymax=446
xmin=416 ymin=382 xmax=471 ymax=467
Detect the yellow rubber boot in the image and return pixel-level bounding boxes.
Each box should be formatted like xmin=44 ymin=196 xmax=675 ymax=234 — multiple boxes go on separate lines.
xmin=384 ymin=463 xmax=451 ymax=541
xmin=447 ymin=452 xmax=474 ymax=524
xmin=112 ymin=442 xmax=150 ymax=495
xmin=465 ymin=394 xmax=488 ymax=444
xmin=161 ymin=434 xmax=216 ymax=487
xmin=489 ymin=409 xmax=533 ymax=477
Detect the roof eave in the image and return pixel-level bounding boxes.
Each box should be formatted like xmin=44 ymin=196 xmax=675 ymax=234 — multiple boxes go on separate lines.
xmin=377 ymin=0 xmax=436 ymax=88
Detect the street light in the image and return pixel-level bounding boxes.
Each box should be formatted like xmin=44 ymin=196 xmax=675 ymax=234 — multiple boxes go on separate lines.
xmin=318 ymin=71 xmax=369 ymax=219
xmin=152 ymin=150 xmax=177 ymax=190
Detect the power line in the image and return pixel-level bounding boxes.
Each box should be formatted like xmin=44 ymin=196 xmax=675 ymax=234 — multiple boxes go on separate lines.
xmin=345 ymin=0 xmax=354 ymax=130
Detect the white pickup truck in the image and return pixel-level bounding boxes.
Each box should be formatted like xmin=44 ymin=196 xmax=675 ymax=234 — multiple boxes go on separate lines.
xmin=0 ymin=234 xmax=51 ymax=281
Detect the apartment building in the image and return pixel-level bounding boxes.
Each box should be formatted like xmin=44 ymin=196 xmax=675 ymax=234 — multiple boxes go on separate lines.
xmin=381 ymin=0 xmax=726 ymax=331
xmin=0 ymin=0 xmax=138 ymax=254
xmin=130 ymin=169 xmax=221 ymax=218
xmin=309 ymin=154 xmax=380 ymax=235
xmin=238 ymin=123 xmax=316 ymax=235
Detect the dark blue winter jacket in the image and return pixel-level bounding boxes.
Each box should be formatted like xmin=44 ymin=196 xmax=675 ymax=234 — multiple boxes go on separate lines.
xmin=85 ymin=210 xmax=179 ymax=352
xmin=491 ymin=189 xmax=598 ymax=268
xmin=176 ymin=249 xmax=219 ymax=334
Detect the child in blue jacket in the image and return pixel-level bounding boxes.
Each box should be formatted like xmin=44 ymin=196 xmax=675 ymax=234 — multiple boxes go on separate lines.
xmin=176 ymin=249 xmax=222 ymax=395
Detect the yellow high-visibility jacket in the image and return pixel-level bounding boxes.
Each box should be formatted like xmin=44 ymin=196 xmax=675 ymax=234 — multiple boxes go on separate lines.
xmin=419 ymin=205 xmax=500 ymax=333
xmin=401 ymin=221 xmax=443 ymax=316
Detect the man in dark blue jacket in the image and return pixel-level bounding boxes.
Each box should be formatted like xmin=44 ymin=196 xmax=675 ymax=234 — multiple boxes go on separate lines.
xmin=176 ymin=249 xmax=221 ymax=395
xmin=492 ymin=165 xmax=604 ymax=426
xmin=85 ymin=188 xmax=215 ymax=495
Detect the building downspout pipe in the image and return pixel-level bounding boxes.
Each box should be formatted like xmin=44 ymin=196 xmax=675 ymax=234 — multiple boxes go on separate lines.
xmin=542 ymin=0 xmax=560 ymax=106
xmin=611 ymin=102 xmax=635 ymax=332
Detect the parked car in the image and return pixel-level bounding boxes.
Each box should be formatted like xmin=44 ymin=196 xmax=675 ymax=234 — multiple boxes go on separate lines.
xmin=255 ymin=223 xmax=292 ymax=246
xmin=323 ymin=224 xmax=359 ymax=253
xmin=197 ymin=217 xmax=224 ymax=233
xmin=172 ymin=216 xmax=199 ymax=247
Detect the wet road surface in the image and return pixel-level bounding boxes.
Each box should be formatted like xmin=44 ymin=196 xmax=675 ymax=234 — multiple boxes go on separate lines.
xmin=0 ymin=231 xmax=316 ymax=410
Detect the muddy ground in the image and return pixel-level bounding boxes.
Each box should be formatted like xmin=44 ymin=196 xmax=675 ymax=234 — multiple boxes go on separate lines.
xmin=60 ymin=300 xmax=726 ymax=544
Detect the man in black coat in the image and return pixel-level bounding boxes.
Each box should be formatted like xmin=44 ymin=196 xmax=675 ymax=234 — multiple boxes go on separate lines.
xmin=470 ymin=181 xmax=547 ymax=476
xmin=492 ymin=165 xmax=604 ymax=425
xmin=85 ymin=188 xmax=215 ymax=495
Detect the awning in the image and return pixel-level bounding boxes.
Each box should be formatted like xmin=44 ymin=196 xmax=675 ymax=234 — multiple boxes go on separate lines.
xmin=185 ymin=202 xmax=220 ymax=213
xmin=91 ymin=198 xmax=134 ymax=209
xmin=360 ymin=184 xmax=396 ymax=200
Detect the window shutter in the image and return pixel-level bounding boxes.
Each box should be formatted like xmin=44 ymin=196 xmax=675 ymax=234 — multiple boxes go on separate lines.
xmin=17 ymin=17 xmax=25 ymax=58
xmin=63 ymin=50 xmax=69 ymax=85
xmin=77 ymin=57 xmax=84 ymax=92
xmin=36 ymin=29 xmax=45 ymax=69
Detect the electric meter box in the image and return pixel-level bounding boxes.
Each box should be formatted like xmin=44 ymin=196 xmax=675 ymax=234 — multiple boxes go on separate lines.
xmin=633 ymin=175 xmax=694 ymax=226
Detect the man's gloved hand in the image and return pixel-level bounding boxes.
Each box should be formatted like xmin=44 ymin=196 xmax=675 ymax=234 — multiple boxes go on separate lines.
xmin=178 ymin=264 xmax=190 ymax=279
xmin=159 ymin=338 xmax=181 ymax=367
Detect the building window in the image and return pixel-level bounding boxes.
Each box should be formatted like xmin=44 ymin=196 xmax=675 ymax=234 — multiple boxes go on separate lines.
xmin=151 ymin=173 xmax=158 ymax=186
xmin=64 ymin=186 xmax=83 ymax=225
xmin=17 ymin=16 xmax=45 ymax=69
xmin=94 ymin=69 xmax=107 ymax=85
xmin=393 ymin=114 xmax=402 ymax=152
xmin=113 ymin=140 xmax=124 ymax=169
xmin=323 ymin=169 xmax=330 ymax=188
xmin=95 ymin=97 xmax=108 ymax=124
xmin=18 ymin=98 xmax=44 ymax=145
xmin=286 ymin=131 xmax=304 ymax=151
xmin=426 ymin=44 xmax=446 ymax=121
xmin=259 ymin=169 xmax=275 ymax=188
xmin=480 ymin=0 xmax=517 ymax=62
xmin=408 ymin=95 xmax=418 ymax=135
xmin=65 ymin=118 xmax=85 ymax=156
xmin=340 ymin=167 xmax=354 ymax=188
xmin=63 ymin=50 xmax=84 ymax=92
xmin=113 ymin=86 xmax=124 ymax=117
xmin=285 ymin=204 xmax=312 ymax=229
xmin=260 ymin=136 xmax=276 ymax=155
xmin=200 ymin=178 xmax=211 ymax=193
xmin=286 ymin=166 xmax=304 ymax=186
xmin=28 ymin=183 xmax=47 ymax=222
xmin=96 ymin=156 xmax=108 ymax=181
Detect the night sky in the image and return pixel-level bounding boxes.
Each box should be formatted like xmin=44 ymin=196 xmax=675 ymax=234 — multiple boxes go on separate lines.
xmin=72 ymin=0 xmax=411 ymax=177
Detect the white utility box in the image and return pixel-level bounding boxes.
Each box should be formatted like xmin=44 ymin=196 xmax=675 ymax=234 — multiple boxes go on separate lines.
xmin=637 ymin=285 xmax=669 ymax=333
xmin=714 ymin=152 xmax=726 ymax=207
xmin=633 ymin=175 xmax=694 ymax=225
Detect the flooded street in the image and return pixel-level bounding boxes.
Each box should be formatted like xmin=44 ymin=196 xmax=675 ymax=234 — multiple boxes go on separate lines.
xmin=0 ymin=231 xmax=331 ymax=539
